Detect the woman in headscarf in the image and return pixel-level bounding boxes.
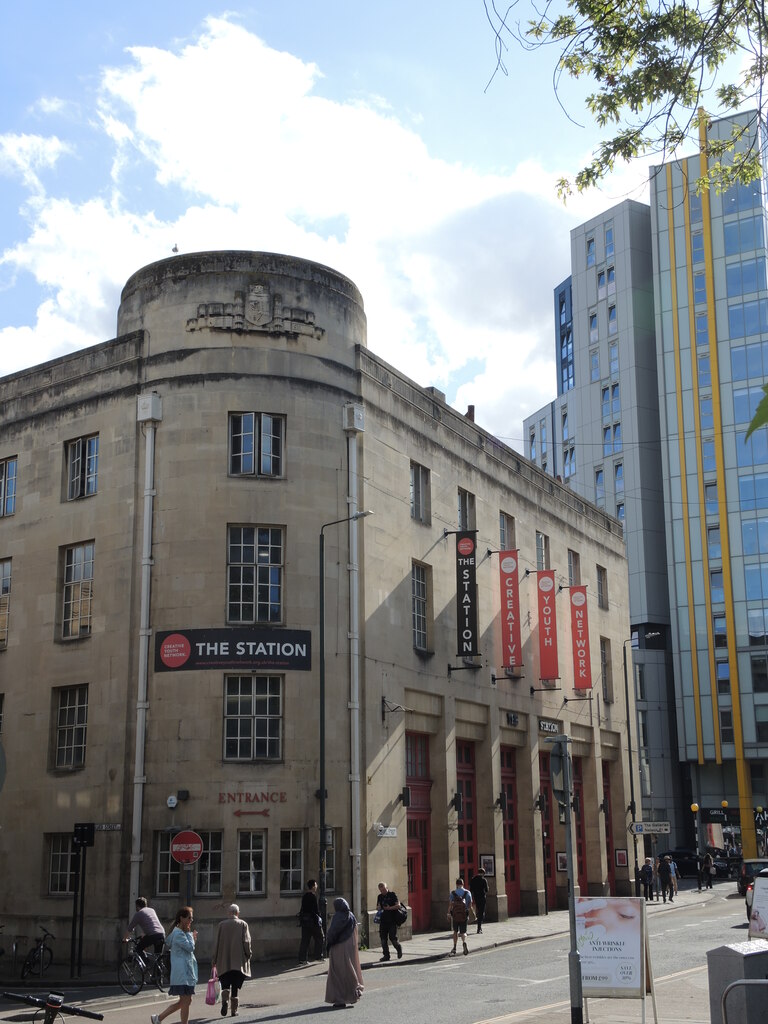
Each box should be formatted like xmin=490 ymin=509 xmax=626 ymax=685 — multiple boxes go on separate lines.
xmin=324 ymin=897 xmax=364 ymax=1008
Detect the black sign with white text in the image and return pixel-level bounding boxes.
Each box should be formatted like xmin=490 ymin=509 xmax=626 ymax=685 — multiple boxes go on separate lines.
xmin=155 ymin=628 xmax=312 ymax=672
xmin=455 ymin=531 xmax=479 ymax=657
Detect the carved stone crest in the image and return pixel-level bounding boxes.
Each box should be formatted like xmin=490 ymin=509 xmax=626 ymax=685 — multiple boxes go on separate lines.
xmin=186 ymin=281 xmax=324 ymax=339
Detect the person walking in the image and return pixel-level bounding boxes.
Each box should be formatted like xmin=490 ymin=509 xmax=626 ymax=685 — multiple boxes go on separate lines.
xmin=670 ymin=857 xmax=679 ymax=896
xmin=151 ymin=907 xmax=197 ymax=1024
xmin=298 ymin=879 xmax=325 ymax=965
xmin=324 ymin=898 xmax=364 ymax=1008
xmin=125 ymin=896 xmax=165 ymax=956
xmin=448 ymin=878 xmax=473 ymax=956
xmin=639 ymin=858 xmax=654 ymax=901
xmin=211 ymin=903 xmax=252 ymax=1018
xmin=658 ymin=856 xmax=674 ymax=903
xmin=653 ymin=856 xmax=661 ymax=901
xmin=469 ymin=867 xmax=489 ymax=934
xmin=702 ymin=852 xmax=714 ymax=890
xmin=375 ymin=881 xmax=404 ymax=962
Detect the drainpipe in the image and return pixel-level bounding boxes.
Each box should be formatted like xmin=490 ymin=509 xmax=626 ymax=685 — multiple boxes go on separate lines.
xmin=130 ymin=392 xmax=163 ymax=904
xmin=345 ymin=404 xmax=365 ymax=918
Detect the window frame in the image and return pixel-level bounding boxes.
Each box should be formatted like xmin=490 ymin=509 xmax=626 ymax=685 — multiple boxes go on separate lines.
xmin=228 ymin=412 xmax=285 ymax=478
xmin=53 ymin=684 xmax=88 ymax=771
xmin=596 ymin=565 xmax=609 ymax=610
xmin=48 ymin=834 xmax=78 ymax=895
xmin=237 ymin=830 xmax=267 ymax=896
xmin=600 ymin=637 xmax=613 ymax=702
xmin=499 ymin=511 xmax=515 ymax=551
xmin=535 ymin=531 xmax=550 ymax=571
xmin=411 ymin=560 xmax=433 ymax=653
xmin=66 ymin=435 xmax=99 ymax=501
xmin=0 ymin=558 xmax=10 ymax=649
xmin=61 ymin=541 xmax=95 ymax=640
xmin=410 ymin=461 xmax=431 ymax=524
xmin=227 ymin=525 xmax=284 ymax=625
xmin=224 ymin=674 xmax=283 ymax=762
xmin=0 ymin=456 xmax=17 ymax=517
xmin=280 ymin=829 xmax=303 ymax=895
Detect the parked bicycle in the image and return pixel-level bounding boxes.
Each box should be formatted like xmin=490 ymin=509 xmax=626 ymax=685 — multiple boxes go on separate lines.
xmin=21 ymin=928 xmax=55 ymax=979
xmin=2 ymin=991 xmax=103 ymax=1024
xmin=118 ymin=934 xmax=170 ymax=995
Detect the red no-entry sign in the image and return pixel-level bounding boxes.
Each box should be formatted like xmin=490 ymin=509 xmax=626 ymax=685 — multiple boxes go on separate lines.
xmin=170 ymin=829 xmax=204 ymax=864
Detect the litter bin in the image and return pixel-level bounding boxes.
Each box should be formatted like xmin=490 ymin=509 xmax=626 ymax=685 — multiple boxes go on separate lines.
xmin=707 ymin=939 xmax=768 ymax=1023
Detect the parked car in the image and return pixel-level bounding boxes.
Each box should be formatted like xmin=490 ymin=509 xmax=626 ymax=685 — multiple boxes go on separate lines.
xmin=657 ymin=849 xmax=699 ymax=878
xmin=738 ymin=857 xmax=768 ymax=896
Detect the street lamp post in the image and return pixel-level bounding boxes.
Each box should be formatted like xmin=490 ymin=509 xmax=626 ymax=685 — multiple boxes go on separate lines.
xmin=622 ymin=638 xmax=641 ymax=896
xmin=691 ymin=803 xmax=701 ymax=891
xmin=318 ymin=510 xmax=372 ymax=934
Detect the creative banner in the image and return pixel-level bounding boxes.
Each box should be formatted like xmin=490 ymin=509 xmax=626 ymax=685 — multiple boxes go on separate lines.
xmin=155 ymin=628 xmax=312 ymax=672
xmin=499 ymin=550 xmax=522 ymax=669
xmin=537 ymin=570 xmax=559 ymax=679
xmin=456 ymin=531 xmax=479 ymax=657
xmin=570 ymin=585 xmax=592 ymax=689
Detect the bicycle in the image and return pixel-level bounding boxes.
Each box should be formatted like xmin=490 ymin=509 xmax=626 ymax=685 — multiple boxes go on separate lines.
xmin=118 ymin=935 xmax=170 ymax=995
xmin=20 ymin=928 xmax=55 ymax=979
xmin=2 ymin=992 xmax=103 ymax=1024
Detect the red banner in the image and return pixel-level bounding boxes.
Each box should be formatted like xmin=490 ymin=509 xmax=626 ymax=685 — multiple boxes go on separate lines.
xmin=569 ymin=586 xmax=592 ymax=689
xmin=499 ymin=550 xmax=522 ymax=668
xmin=537 ymin=571 xmax=558 ymax=680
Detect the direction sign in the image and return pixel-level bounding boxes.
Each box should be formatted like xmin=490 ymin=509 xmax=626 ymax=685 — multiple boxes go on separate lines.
xmin=628 ymin=821 xmax=671 ymax=835
xmin=170 ymin=829 xmax=204 ymax=864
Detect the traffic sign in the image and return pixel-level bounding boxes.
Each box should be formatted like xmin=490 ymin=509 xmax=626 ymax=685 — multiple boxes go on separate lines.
xmin=628 ymin=821 xmax=671 ymax=835
xmin=170 ymin=829 xmax=204 ymax=864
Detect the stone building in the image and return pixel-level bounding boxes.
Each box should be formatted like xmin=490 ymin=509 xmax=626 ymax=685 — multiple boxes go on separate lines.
xmin=0 ymin=251 xmax=633 ymax=961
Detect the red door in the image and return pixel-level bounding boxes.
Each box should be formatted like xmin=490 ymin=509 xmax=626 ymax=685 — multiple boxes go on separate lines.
xmin=406 ymin=732 xmax=432 ymax=931
xmin=456 ymin=740 xmax=477 ymax=881
xmin=500 ymin=745 xmax=520 ymax=914
xmin=573 ymin=756 xmax=587 ymax=895
xmin=602 ymin=761 xmax=615 ymax=894
xmin=539 ymin=752 xmax=557 ymax=909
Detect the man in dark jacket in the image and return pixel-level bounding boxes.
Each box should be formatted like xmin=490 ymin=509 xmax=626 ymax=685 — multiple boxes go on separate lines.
xmin=469 ymin=868 xmax=489 ymax=933
xmin=298 ymin=879 xmax=324 ymax=964
xmin=658 ymin=856 xmax=674 ymax=903
xmin=376 ymin=881 xmax=404 ymax=961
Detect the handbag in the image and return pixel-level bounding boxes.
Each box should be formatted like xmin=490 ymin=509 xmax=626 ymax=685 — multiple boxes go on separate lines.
xmin=373 ymin=909 xmax=382 ymax=924
xmin=205 ymin=967 xmax=221 ymax=1006
xmin=395 ymin=904 xmax=408 ymax=926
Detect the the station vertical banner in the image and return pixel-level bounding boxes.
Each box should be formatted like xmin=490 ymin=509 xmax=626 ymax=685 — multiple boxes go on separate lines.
xmin=537 ymin=570 xmax=558 ymax=679
xmin=499 ymin=550 xmax=522 ymax=668
xmin=456 ymin=532 xmax=479 ymax=657
xmin=570 ymin=585 xmax=592 ymax=689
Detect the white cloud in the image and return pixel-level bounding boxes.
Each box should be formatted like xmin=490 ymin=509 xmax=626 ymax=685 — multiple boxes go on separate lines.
xmin=0 ymin=15 xmax=644 ymax=443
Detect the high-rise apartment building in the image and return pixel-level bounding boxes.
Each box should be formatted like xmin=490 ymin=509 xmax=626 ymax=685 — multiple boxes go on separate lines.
xmin=526 ymin=111 xmax=768 ymax=858
xmin=525 ymin=202 xmax=683 ymax=845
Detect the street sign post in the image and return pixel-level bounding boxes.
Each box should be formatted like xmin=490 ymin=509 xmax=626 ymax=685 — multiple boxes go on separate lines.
xmin=628 ymin=821 xmax=671 ymax=835
xmin=171 ymin=830 xmax=203 ymax=905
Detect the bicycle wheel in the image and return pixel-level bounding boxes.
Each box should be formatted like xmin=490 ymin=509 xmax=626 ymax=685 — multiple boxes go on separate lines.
xmin=151 ymin=953 xmax=170 ymax=992
xmin=118 ymin=955 xmax=145 ymax=995
xmin=21 ymin=946 xmax=50 ymax=979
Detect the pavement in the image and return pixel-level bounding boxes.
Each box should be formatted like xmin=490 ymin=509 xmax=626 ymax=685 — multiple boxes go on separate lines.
xmin=0 ymin=883 xmax=741 ymax=1023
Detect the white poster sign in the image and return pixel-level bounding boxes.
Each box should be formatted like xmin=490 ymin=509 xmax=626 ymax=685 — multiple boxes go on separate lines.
xmin=576 ymin=897 xmax=645 ymax=999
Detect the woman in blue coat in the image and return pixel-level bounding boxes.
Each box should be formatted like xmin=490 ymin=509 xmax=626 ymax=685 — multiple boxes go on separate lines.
xmin=151 ymin=907 xmax=198 ymax=1024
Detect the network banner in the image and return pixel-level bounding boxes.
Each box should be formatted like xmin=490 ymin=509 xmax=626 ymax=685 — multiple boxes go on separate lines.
xmin=570 ymin=585 xmax=592 ymax=689
xmin=456 ymin=531 xmax=479 ymax=657
xmin=537 ymin=570 xmax=559 ymax=679
xmin=499 ymin=550 xmax=522 ymax=669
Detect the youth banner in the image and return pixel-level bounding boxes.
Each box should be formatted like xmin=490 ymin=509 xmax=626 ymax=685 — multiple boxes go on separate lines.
xmin=456 ymin=532 xmax=479 ymax=657
xmin=570 ymin=586 xmax=592 ymax=689
xmin=537 ymin=570 xmax=558 ymax=679
xmin=499 ymin=550 xmax=522 ymax=669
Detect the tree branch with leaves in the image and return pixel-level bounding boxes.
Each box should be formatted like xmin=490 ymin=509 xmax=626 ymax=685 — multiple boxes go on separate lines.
xmin=485 ymin=0 xmax=767 ymax=197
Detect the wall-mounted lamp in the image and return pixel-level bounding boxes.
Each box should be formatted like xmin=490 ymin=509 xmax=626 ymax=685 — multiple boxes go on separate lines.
xmin=599 ymin=797 xmax=608 ymax=814
xmin=494 ymin=792 xmax=507 ymax=814
xmin=397 ymin=786 xmax=411 ymax=808
xmin=451 ymin=791 xmax=463 ymax=814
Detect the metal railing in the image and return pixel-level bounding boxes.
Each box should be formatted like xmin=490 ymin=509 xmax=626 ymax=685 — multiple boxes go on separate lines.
xmin=721 ymin=978 xmax=768 ymax=1024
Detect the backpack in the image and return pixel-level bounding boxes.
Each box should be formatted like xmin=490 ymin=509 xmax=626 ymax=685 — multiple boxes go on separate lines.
xmin=451 ymin=891 xmax=468 ymax=923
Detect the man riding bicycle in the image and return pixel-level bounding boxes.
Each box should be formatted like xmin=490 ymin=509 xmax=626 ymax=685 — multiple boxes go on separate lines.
xmin=125 ymin=896 xmax=166 ymax=956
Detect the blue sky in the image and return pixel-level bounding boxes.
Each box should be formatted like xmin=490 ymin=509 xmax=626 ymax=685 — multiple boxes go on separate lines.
xmin=0 ymin=2 xmax=652 ymax=444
